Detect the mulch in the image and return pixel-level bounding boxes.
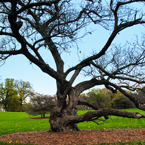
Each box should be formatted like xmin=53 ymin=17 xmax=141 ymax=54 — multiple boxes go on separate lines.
xmin=0 ymin=129 xmax=145 ymax=145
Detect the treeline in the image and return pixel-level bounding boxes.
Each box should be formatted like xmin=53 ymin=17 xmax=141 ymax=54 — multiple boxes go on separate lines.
xmin=0 ymin=78 xmax=56 ymax=118
xmin=1 ymin=78 xmax=145 ymax=117
xmin=79 ymin=88 xmax=145 ymax=110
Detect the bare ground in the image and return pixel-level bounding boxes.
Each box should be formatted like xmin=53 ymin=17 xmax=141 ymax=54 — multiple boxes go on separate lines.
xmin=0 ymin=129 xmax=145 ymax=145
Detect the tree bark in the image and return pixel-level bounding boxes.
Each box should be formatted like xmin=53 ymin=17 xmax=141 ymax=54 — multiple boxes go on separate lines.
xmin=49 ymin=87 xmax=80 ymax=132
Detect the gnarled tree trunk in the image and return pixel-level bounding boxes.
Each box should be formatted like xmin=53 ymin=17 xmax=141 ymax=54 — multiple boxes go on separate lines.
xmin=49 ymin=87 xmax=80 ymax=132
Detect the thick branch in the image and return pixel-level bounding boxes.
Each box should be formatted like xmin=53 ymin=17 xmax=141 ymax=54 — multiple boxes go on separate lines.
xmin=26 ymin=42 xmax=45 ymax=62
xmin=65 ymin=108 xmax=145 ymax=124
xmin=46 ymin=38 xmax=64 ymax=74
xmin=75 ymin=79 xmax=107 ymax=96
xmin=0 ymin=49 xmax=22 ymax=55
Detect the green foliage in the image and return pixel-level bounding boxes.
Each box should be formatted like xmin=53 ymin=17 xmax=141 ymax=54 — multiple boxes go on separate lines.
xmin=112 ymin=96 xmax=135 ymax=109
xmin=109 ymin=91 xmax=135 ymax=109
xmin=86 ymin=88 xmax=109 ymax=108
xmin=79 ymin=88 xmax=112 ymax=110
xmin=81 ymin=88 xmax=135 ymax=110
xmin=26 ymin=94 xmax=56 ymax=118
xmin=133 ymin=87 xmax=145 ymax=104
xmin=0 ymin=78 xmax=35 ymax=112
xmin=0 ymin=78 xmax=18 ymax=111
xmin=80 ymin=88 xmax=115 ymax=110
xmin=15 ymin=80 xmax=35 ymax=111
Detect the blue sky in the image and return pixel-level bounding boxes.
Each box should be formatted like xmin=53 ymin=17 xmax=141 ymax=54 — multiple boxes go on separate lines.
xmin=0 ymin=22 xmax=144 ymax=95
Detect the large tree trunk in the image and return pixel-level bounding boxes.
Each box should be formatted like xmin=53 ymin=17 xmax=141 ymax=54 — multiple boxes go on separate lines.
xmin=49 ymin=87 xmax=80 ymax=132
xmin=49 ymin=108 xmax=79 ymax=132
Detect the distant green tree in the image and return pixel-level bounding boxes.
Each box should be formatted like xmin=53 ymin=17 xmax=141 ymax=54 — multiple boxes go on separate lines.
xmin=86 ymin=89 xmax=106 ymax=108
xmin=22 ymin=102 xmax=33 ymax=112
xmin=86 ymin=88 xmax=112 ymax=109
xmin=0 ymin=78 xmax=18 ymax=111
xmin=0 ymin=78 xmax=35 ymax=111
xmin=15 ymin=80 xmax=35 ymax=111
xmin=109 ymin=91 xmax=135 ymax=109
xmin=112 ymin=96 xmax=135 ymax=109
xmin=80 ymin=88 xmax=135 ymax=109
xmin=27 ymin=94 xmax=57 ymax=118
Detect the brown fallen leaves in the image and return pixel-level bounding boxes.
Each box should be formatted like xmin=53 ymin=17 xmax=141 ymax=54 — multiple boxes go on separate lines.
xmin=0 ymin=129 xmax=145 ymax=145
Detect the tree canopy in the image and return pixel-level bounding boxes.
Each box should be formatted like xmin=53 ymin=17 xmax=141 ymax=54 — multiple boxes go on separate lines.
xmin=27 ymin=94 xmax=57 ymax=118
xmin=0 ymin=78 xmax=34 ymax=111
xmin=0 ymin=0 xmax=145 ymax=132
xmin=0 ymin=78 xmax=18 ymax=111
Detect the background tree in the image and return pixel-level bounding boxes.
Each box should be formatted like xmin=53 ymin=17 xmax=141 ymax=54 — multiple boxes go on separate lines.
xmin=0 ymin=78 xmax=18 ymax=111
xmin=86 ymin=88 xmax=108 ymax=108
xmin=6 ymin=94 xmax=21 ymax=112
xmin=22 ymin=102 xmax=33 ymax=112
xmin=111 ymin=96 xmax=136 ymax=109
xmin=15 ymin=80 xmax=35 ymax=111
xmin=80 ymin=88 xmax=135 ymax=109
xmin=0 ymin=0 xmax=145 ymax=132
xmin=27 ymin=94 xmax=56 ymax=118
xmin=109 ymin=91 xmax=135 ymax=109
xmin=0 ymin=78 xmax=35 ymax=111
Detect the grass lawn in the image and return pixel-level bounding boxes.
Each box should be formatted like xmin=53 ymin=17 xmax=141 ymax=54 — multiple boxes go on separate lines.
xmin=0 ymin=108 xmax=145 ymax=145
xmin=0 ymin=112 xmax=50 ymax=135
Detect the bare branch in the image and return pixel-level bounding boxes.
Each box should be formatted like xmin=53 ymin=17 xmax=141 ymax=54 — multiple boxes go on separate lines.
xmin=78 ymin=100 xmax=99 ymax=110
xmin=15 ymin=0 xmax=61 ymax=15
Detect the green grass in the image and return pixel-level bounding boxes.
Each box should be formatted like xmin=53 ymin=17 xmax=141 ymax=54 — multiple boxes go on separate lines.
xmin=0 ymin=112 xmax=50 ymax=135
xmin=0 ymin=109 xmax=145 ymax=145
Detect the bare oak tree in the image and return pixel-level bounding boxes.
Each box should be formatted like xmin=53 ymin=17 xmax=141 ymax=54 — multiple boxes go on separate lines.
xmin=0 ymin=0 xmax=145 ymax=132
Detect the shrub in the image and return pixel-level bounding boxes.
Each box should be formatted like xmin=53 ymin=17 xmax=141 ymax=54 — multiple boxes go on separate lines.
xmin=111 ymin=96 xmax=135 ymax=109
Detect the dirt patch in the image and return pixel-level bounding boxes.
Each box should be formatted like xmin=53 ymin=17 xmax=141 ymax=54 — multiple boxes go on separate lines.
xmin=27 ymin=117 xmax=50 ymax=120
xmin=0 ymin=129 xmax=145 ymax=145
